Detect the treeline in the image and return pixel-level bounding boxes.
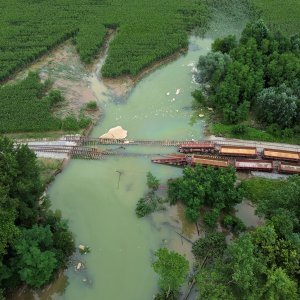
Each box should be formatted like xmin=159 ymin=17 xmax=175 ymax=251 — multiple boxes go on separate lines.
xmin=0 ymin=0 xmax=209 ymax=81
xmin=0 ymin=72 xmax=90 ymax=133
xmin=193 ymin=20 xmax=300 ymax=135
xmin=0 ymin=137 xmax=74 ymax=298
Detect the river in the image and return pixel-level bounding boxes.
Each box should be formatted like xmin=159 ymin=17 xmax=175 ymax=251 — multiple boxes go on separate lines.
xmin=13 ymin=7 xmax=254 ymax=298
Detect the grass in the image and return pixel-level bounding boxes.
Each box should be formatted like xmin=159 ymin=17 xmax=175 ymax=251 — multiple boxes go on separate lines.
xmin=210 ymin=123 xmax=300 ymax=145
xmin=241 ymin=177 xmax=287 ymax=203
xmin=252 ymin=0 xmax=300 ymax=36
xmin=38 ymin=158 xmax=64 ymax=187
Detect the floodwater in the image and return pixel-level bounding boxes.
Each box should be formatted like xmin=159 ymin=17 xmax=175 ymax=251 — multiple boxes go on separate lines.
xmin=13 ymin=7 xmax=255 ymax=298
xmin=45 ymin=36 xmax=212 ymax=300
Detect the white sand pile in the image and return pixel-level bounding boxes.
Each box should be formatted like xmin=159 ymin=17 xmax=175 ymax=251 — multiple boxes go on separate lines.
xmin=100 ymin=126 xmax=128 ymax=139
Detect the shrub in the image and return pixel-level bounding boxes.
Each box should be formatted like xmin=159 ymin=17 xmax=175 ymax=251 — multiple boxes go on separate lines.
xmin=231 ymin=124 xmax=248 ymax=135
xmin=86 ymin=101 xmax=98 ymax=110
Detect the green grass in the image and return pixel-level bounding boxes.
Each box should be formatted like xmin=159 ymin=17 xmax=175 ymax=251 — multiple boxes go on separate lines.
xmin=0 ymin=0 xmax=209 ymax=81
xmin=210 ymin=123 xmax=300 ymax=145
xmin=252 ymin=0 xmax=300 ymax=36
xmin=241 ymin=177 xmax=287 ymax=203
xmin=38 ymin=158 xmax=63 ymax=187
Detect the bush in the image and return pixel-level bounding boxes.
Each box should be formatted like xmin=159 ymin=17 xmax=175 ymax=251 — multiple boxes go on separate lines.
xmin=192 ymin=232 xmax=226 ymax=261
xmin=135 ymin=196 xmax=157 ymax=218
xmin=47 ymin=90 xmax=64 ymax=106
xmin=222 ymin=215 xmax=246 ymax=234
xmin=192 ymin=89 xmax=206 ymax=104
xmin=86 ymin=101 xmax=98 ymax=110
xmin=203 ymin=209 xmax=220 ymax=229
xmin=231 ymin=124 xmax=248 ymax=135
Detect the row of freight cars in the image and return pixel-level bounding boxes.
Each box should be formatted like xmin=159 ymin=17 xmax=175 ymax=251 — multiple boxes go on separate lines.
xmin=151 ymin=154 xmax=300 ymax=174
xmin=179 ymin=143 xmax=300 ymax=162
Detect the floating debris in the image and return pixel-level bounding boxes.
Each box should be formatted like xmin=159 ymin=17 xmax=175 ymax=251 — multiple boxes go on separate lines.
xmin=76 ymin=262 xmax=82 ymax=270
xmin=198 ymin=114 xmax=204 ymax=118
xmin=79 ymin=244 xmax=91 ymax=254
xmin=166 ymin=92 xmax=170 ymax=96
xmin=176 ymin=89 xmax=181 ymax=95
xmin=207 ymin=107 xmax=214 ymax=111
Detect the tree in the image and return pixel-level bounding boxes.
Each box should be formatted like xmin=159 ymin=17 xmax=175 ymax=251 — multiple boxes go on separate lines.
xmin=212 ymin=35 xmax=237 ymax=54
xmin=256 ymin=84 xmax=297 ymax=128
xmin=146 ymin=172 xmax=160 ymax=191
xmin=0 ymin=137 xmax=74 ymax=294
xmin=168 ymin=166 xmax=242 ymax=223
xmin=152 ymin=248 xmax=189 ymax=295
xmin=227 ymin=235 xmax=260 ymax=295
xmin=260 ymin=268 xmax=298 ymax=300
xmin=197 ymin=262 xmax=235 ymax=300
xmin=13 ymin=226 xmax=58 ymax=288
xmin=196 ymin=52 xmax=231 ymax=85
xmin=192 ymin=232 xmax=226 ymax=261
xmin=240 ymin=20 xmax=270 ymax=45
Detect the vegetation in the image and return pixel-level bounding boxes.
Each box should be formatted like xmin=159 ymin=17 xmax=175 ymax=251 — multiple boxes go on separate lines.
xmin=241 ymin=177 xmax=286 ymax=203
xmin=135 ymin=172 xmax=164 ymax=218
xmin=168 ymin=166 xmax=243 ymax=223
xmin=192 ymin=232 xmax=226 ymax=262
xmin=0 ymin=72 xmax=91 ymax=133
xmin=0 ymin=137 xmax=74 ymax=296
xmin=0 ymin=0 xmax=209 ymax=81
xmin=152 ymin=248 xmax=189 ymax=298
xmin=210 ymin=123 xmax=300 ymax=145
xmin=194 ymin=175 xmax=300 ymax=299
xmin=85 ymin=101 xmax=98 ymax=110
xmin=38 ymin=158 xmax=63 ymax=188
xmin=252 ymin=0 xmax=300 ymax=36
xmin=193 ymin=20 xmax=300 ymax=140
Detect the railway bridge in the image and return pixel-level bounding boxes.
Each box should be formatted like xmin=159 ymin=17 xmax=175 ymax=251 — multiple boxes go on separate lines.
xmin=16 ymin=136 xmax=300 ymax=175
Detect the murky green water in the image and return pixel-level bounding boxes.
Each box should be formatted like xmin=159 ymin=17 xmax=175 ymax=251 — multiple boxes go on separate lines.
xmin=42 ymin=36 xmax=212 ymax=300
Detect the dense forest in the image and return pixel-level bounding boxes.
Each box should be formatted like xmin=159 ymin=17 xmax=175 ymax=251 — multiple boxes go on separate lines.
xmin=193 ymin=20 xmax=300 ymax=142
xmin=0 ymin=0 xmax=208 ymax=81
xmin=0 ymin=137 xmax=74 ymax=299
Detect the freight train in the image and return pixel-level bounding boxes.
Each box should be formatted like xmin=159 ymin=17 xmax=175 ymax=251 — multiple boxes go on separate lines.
xmin=152 ymin=143 xmax=300 ymax=174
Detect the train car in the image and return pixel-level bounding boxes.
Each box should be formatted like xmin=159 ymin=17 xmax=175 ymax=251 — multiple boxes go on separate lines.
xmin=192 ymin=155 xmax=229 ymax=168
xmin=151 ymin=154 xmax=187 ymax=166
xmin=278 ymin=162 xmax=300 ymax=174
xmin=178 ymin=143 xmax=215 ymax=153
xmin=219 ymin=145 xmax=257 ymax=158
xmin=235 ymin=159 xmax=273 ymax=172
xmin=263 ymin=148 xmax=300 ymax=162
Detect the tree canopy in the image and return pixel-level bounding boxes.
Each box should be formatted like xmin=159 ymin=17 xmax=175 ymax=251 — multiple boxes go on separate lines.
xmin=168 ymin=166 xmax=242 ymax=223
xmin=0 ymin=137 xmax=74 ymax=296
xmin=152 ymin=248 xmax=189 ymax=295
xmin=194 ymin=20 xmax=300 ymax=130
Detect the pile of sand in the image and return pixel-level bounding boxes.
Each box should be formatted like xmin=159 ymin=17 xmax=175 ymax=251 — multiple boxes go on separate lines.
xmin=100 ymin=126 xmax=128 ymax=139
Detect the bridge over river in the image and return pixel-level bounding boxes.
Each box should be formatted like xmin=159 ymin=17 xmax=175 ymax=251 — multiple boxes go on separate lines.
xmin=16 ymin=136 xmax=300 ymax=161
